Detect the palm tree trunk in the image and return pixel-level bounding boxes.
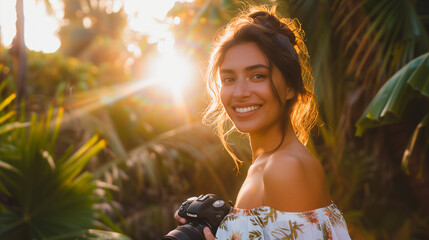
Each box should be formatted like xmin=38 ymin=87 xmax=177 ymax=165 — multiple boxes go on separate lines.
xmin=13 ymin=0 xmax=27 ymax=114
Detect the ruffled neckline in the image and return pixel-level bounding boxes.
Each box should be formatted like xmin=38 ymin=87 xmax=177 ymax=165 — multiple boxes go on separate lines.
xmin=231 ymin=202 xmax=337 ymax=215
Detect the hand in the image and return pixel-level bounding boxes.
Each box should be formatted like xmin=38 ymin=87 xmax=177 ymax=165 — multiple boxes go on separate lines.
xmin=175 ymin=211 xmax=215 ymax=240
xmin=174 ymin=210 xmax=187 ymax=224
xmin=204 ymin=227 xmax=215 ymax=240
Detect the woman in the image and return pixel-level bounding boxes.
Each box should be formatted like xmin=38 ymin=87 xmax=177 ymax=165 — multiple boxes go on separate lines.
xmin=176 ymin=5 xmax=351 ymax=240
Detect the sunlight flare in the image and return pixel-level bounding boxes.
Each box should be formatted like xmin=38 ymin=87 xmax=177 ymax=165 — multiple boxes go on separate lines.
xmin=64 ymin=78 xmax=155 ymax=121
xmin=0 ymin=0 xmax=62 ymax=52
xmin=24 ymin=0 xmax=61 ymax=53
xmin=147 ymin=49 xmax=196 ymax=102
xmin=0 ymin=0 xmax=193 ymax=53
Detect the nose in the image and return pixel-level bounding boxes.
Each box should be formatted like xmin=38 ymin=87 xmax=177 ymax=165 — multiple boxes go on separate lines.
xmin=232 ymin=77 xmax=251 ymax=99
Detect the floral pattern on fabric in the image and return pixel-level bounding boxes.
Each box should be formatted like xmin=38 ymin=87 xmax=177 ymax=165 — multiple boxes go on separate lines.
xmin=215 ymin=203 xmax=350 ymax=240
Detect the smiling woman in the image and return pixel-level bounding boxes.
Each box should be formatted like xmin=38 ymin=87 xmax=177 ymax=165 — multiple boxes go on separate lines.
xmin=219 ymin=42 xmax=295 ymax=136
xmin=173 ymin=5 xmax=351 ymax=240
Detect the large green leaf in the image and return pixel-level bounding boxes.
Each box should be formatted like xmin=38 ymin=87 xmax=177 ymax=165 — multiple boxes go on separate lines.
xmin=356 ymin=52 xmax=429 ymax=136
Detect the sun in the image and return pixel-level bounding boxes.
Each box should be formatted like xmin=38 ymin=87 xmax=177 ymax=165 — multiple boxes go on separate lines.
xmin=147 ymin=49 xmax=197 ymax=102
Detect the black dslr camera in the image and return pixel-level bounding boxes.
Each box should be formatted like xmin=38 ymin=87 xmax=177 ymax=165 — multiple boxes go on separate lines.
xmin=162 ymin=194 xmax=231 ymax=240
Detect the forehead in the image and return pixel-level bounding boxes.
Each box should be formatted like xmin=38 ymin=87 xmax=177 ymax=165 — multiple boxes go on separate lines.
xmin=220 ymin=42 xmax=269 ymax=71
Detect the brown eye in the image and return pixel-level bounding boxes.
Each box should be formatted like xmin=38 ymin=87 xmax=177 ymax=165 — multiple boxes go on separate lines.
xmin=251 ymin=74 xmax=266 ymax=80
xmin=221 ymin=77 xmax=235 ymax=84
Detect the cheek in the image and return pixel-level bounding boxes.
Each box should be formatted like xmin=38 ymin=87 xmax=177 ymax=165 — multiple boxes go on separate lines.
xmin=220 ymin=87 xmax=235 ymax=119
xmin=260 ymin=82 xmax=279 ymax=103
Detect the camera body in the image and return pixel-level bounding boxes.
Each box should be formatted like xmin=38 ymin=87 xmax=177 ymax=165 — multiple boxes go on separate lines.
xmin=178 ymin=194 xmax=230 ymax=233
xmin=163 ymin=194 xmax=231 ymax=240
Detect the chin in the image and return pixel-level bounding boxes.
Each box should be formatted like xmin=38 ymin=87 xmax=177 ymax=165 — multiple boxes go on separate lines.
xmin=234 ymin=124 xmax=256 ymax=134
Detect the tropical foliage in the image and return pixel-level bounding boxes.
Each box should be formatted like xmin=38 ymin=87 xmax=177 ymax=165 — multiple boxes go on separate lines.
xmin=356 ymin=52 xmax=429 ymax=175
xmin=0 ymin=78 xmax=129 ymax=239
xmin=0 ymin=49 xmax=98 ymax=108
xmin=288 ymin=0 xmax=429 ymax=238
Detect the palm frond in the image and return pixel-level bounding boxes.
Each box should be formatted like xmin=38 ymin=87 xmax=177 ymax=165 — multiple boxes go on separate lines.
xmin=356 ymin=52 xmax=429 ymax=135
xmin=0 ymin=96 xmax=112 ymax=238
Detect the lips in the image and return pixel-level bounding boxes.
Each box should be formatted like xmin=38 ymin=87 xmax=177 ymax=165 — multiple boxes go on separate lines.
xmin=234 ymin=105 xmax=261 ymax=113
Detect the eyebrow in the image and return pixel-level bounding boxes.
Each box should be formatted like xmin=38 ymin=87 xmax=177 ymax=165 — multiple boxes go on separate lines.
xmin=220 ymin=64 xmax=269 ymax=74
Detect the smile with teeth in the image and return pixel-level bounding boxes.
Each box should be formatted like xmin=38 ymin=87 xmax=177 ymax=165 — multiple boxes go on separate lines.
xmin=234 ymin=105 xmax=261 ymax=113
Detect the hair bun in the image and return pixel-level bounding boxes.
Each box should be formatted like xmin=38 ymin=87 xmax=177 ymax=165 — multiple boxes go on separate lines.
xmin=249 ymin=10 xmax=296 ymax=45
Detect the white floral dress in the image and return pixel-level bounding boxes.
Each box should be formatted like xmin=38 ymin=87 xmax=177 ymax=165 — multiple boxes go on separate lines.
xmin=215 ymin=203 xmax=351 ymax=240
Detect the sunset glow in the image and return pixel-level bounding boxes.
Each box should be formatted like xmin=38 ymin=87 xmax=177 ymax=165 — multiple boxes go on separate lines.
xmin=147 ymin=49 xmax=197 ymax=101
xmin=0 ymin=0 xmax=63 ymax=53
xmin=0 ymin=0 xmax=198 ymax=103
xmin=0 ymin=0 xmax=193 ymax=53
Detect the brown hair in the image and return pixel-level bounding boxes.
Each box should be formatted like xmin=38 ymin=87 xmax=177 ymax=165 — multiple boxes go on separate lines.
xmin=203 ymin=5 xmax=318 ymax=168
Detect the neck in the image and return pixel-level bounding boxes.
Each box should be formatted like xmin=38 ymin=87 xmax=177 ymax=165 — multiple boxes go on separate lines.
xmin=249 ymin=122 xmax=297 ymax=162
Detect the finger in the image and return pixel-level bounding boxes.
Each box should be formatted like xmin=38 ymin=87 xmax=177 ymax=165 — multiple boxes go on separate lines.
xmin=204 ymin=227 xmax=215 ymax=240
xmin=174 ymin=210 xmax=187 ymax=224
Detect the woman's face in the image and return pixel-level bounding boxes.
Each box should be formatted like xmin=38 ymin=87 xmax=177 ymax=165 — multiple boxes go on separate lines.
xmin=219 ymin=42 xmax=294 ymax=135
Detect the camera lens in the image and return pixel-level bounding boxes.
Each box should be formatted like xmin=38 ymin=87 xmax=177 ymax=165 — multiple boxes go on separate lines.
xmin=162 ymin=222 xmax=206 ymax=240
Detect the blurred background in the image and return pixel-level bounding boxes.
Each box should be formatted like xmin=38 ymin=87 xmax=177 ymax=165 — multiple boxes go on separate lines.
xmin=0 ymin=0 xmax=428 ymax=239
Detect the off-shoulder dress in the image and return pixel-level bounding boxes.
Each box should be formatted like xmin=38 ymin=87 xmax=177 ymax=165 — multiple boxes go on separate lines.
xmin=215 ymin=203 xmax=351 ymax=240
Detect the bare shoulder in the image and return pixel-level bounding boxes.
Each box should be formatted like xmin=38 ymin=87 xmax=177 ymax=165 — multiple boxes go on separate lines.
xmin=262 ymin=146 xmax=330 ymax=211
xmin=262 ymin=149 xmax=311 ymax=188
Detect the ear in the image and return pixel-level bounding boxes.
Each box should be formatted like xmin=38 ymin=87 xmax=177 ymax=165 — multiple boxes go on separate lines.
xmin=285 ymin=87 xmax=295 ymax=101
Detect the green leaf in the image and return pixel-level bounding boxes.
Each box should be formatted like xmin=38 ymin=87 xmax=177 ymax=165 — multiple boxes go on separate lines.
xmin=0 ymin=93 xmax=16 ymax=112
xmin=96 ymin=211 xmax=125 ymax=234
xmin=0 ymin=160 xmax=21 ymax=175
xmin=0 ymin=73 xmax=11 ymax=93
xmin=0 ymin=111 xmax=16 ymax=125
xmin=63 ymin=135 xmax=100 ymax=169
xmin=59 ymin=138 xmax=106 ymax=182
xmin=356 ymin=52 xmax=429 ymax=136
xmin=0 ymin=122 xmax=31 ymax=135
